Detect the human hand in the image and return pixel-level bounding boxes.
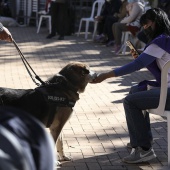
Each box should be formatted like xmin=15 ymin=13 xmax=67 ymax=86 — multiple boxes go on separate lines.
xmin=91 ymin=73 xmax=107 ymax=83
xmin=91 ymin=71 xmax=115 ymax=83
xmin=0 ymin=27 xmax=13 ymax=42
xmin=94 ymin=16 xmax=103 ymax=21
xmin=130 ymin=49 xmax=138 ymax=59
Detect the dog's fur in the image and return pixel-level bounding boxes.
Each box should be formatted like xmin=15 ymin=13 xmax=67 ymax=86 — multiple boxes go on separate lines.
xmin=0 ymin=62 xmax=95 ymax=162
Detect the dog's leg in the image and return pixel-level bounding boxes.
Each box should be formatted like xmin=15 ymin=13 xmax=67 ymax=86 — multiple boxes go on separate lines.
xmin=57 ymin=133 xmax=72 ymax=161
xmin=50 ymin=107 xmax=73 ymax=162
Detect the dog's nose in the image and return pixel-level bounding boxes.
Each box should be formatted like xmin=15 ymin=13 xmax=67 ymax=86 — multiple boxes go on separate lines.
xmin=88 ymin=71 xmax=97 ymax=82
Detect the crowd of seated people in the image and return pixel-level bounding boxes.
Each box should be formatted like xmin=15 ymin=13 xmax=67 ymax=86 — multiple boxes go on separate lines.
xmin=92 ymin=0 xmax=170 ymax=55
xmin=94 ymin=0 xmax=145 ymax=51
xmin=98 ymin=0 xmax=128 ymax=47
xmin=112 ymin=0 xmax=145 ymax=54
xmin=94 ymin=0 xmax=122 ymax=44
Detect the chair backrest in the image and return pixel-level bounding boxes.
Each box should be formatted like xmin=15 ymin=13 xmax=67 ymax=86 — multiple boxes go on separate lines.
xmin=90 ymin=0 xmax=105 ymax=19
xmin=148 ymin=60 xmax=170 ymax=116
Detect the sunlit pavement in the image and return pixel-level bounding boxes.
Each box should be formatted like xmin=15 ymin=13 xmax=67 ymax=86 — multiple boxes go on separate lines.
xmin=0 ymin=27 xmax=168 ymax=170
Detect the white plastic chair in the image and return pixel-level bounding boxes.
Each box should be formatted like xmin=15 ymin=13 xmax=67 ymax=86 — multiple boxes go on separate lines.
xmin=37 ymin=14 xmax=51 ymax=34
xmin=148 ymin=60 xmax=170 ymax=167
xmin=144 ymin=0 xmax=151 ymax=12
xmin=117 ymin=31 xmax=133 ymax=55
xmin=77 ymin=0 xmax=104 ymax=39
xmin=37 ymin=1 xmax=51 ymax=34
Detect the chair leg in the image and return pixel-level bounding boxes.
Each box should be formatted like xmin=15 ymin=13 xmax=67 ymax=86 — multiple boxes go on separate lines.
xmin=93 ymin=21 xmax=98 ymax=39
xmin=37 ymin=16 xmax=43 ymax=34
xmin=49 ymin=17 xmax=51 ymax=34
xmin=168 ymin=113 xmax=170 ymax=167
xmin=85 ymin=21 xmax=89 ymax=39
xmin=122 ymin=32 xmax=130 ymax=54
xmin=118 ymin=32 xmax=132 ymax=55
xmin=77 ymin=20 xmax=83 ymax=37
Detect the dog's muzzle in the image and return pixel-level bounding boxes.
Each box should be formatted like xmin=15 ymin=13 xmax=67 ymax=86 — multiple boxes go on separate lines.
xmin=88 ymin=71 xmax=97 ymax=83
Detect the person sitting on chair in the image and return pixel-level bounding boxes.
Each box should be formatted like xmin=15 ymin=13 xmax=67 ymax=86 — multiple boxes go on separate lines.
xmin=91 ymin=8 xmax=170 ymax=163
xmin=94 ymin=0 xmax=122 ymax=43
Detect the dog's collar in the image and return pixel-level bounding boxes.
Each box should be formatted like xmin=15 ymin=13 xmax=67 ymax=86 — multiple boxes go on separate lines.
xmin=36 ymin=84 xmax=77 ymax=108
xmin=37 ymin=75 xmax=79 ymax=108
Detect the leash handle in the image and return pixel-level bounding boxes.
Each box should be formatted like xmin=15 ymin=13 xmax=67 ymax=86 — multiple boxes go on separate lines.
xmin=12 ymin=40 xmax=45 ymax=86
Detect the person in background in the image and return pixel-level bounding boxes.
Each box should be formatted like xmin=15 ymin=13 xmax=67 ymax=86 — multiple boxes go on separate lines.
xmin=112 ymin=0 xmax=145 ymax=54
xmin=46 ymin=0 xmax=68 ymax=40
xmin=104 ymin=0 xmax=128 ymax=47
xmin=91 ymin=8 xmax=170 ymax=163
xmin=94 ymin=0 xmax=122 ymax=43
xmin=0 ymin=0 xmax=12 ymax=17
xmin=0 ymin=22 xmax=12 ymax=41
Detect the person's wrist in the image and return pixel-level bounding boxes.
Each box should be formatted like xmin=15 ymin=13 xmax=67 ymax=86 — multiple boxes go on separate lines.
xmin=106 ymin=71 xmax=115 ymax=78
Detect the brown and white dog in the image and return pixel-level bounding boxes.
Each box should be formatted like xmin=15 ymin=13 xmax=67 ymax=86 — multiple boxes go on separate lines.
xmin=0 ymin=62 xmax=96 ymax=163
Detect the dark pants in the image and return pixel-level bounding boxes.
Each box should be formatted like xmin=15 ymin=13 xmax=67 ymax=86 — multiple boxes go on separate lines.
xmin=103 ymin=16 xmax=118 ymax=41
xmin=50 ymin=2 xmax=67 ymax=37
xmin=97 ymin=18 xmax=105 ymax=35
xmin=123 ymin=87 xmax=170 ymax=148
xmin=129 ymin=85 xmax=153 ymax=144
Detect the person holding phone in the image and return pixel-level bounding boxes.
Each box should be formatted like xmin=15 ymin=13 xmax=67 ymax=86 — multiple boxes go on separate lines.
xmin=91 ymin=8 xmax=170 ymax=163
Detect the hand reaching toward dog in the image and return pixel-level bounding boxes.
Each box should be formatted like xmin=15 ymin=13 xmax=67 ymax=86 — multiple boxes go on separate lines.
xmin=91 ymin=71 xmax=116 ymax=83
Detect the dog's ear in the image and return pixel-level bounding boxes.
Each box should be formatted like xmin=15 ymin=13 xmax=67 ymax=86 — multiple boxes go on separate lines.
xmin=59 ymin=62 xmax=89 ymax=78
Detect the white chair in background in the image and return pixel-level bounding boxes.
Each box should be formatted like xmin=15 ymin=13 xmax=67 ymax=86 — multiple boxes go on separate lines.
xmin=37 ymin=1 xmax=51 ymax=34
xmin=117 ymin=31 xmax=134 ymax=55
xmin=77 ymin=0 xmax=104 ymax=39
xmin=37 ymin=14 xmax=51 ymax=34
xmin=148 ymin=60 xmax=170 ymax=167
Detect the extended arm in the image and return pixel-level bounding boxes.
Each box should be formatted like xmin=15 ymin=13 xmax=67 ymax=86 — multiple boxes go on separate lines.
xmin=92 ymin=53 xmax=156 ymax=83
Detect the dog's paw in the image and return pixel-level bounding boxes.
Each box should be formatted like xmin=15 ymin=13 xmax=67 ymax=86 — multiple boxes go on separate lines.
xmin=59 ymin=155 xmax=72 ymax=161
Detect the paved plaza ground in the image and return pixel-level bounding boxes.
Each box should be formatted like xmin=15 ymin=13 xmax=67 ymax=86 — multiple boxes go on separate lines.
xmin=0 ymin=27 xmax=168 ymax=170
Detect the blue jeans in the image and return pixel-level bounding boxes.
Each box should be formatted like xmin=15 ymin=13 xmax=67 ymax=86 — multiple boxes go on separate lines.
xmin=129 ymin=85 xmax=153 ymax=143
xmin=123 ymin=86 xmax=170 ymax=148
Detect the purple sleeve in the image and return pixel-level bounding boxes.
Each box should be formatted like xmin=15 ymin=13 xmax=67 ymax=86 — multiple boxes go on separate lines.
xmin=114 ymin=53 xmax=156 ymax=77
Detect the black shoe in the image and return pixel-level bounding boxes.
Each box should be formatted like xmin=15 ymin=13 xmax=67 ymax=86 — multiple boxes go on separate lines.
xmin=46 ymin=34 xmax=56 ymax=39
xmin=58 ymin=36 xmax=64 ymax=40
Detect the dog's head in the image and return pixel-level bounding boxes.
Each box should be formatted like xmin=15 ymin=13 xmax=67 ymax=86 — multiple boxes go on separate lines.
xmin=48 ymin=62 xmax=96 ymax=93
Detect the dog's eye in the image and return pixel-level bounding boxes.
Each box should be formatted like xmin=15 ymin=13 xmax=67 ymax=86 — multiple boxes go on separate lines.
xmin=81 ymin=71 xmax=86 ymax=76
xmin=81 ymin=68 xmax=89 ymax=76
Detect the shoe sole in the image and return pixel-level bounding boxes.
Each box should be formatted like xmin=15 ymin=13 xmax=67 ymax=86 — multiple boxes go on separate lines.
xmin=122 ymin=154 xmax=156 ymax=164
